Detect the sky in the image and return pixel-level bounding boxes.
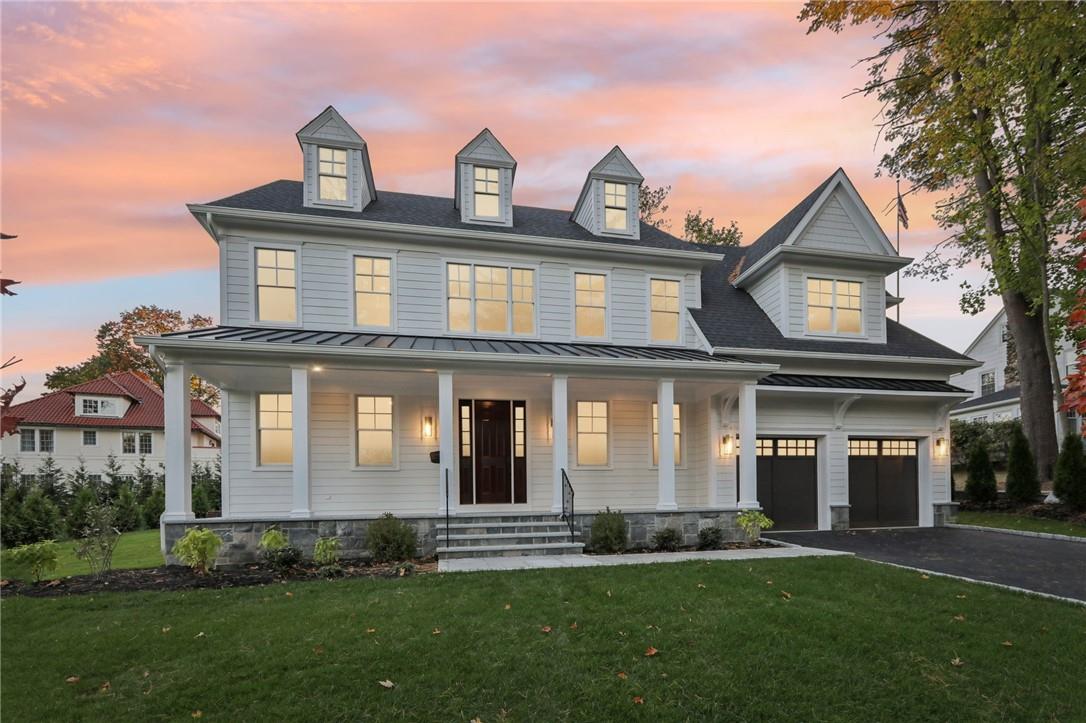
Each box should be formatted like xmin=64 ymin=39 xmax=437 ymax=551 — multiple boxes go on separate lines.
xmin=1 ymin=1 xmax=994 ymax=399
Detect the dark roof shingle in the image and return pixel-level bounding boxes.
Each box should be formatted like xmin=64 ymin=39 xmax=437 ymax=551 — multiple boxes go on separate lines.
xmin=953 ymin=386 xmax=1022 ymax=411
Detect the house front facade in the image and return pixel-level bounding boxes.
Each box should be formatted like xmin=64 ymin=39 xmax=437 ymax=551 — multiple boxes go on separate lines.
xmin=142 ymin=107 xmax=977 ymax=562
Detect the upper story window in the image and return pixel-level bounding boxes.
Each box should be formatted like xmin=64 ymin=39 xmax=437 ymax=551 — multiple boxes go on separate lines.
xmin=82 ymin=399 xmax=99 ymax=415
xmin=806 ymin=277 xmax=862 ymax=334
xmin=980 ymin=371 xmax=995 ymax=396
xmin=256 ymin=248 xmax=297 ymax=323
xmin=355 ymin=256 xmax=392 ymax=328
xmin=446 ymin=263 xmax=535 ymax=336
xmin=574 ymin=272 xmax=607 ymax=339
xmin=473 ymin=166 xmax=501 ymax=218
xmin=122 ymin=431 xmax=152 ymax=455
xmin=650 ymin=278 xmax=681 ymax=343
xmin=651 ymin=402 xmax=682 ymax=466
xmin=318 ymin=147 xmax=348 ymax=202
xmin=356 ymin=395 xmax=394 ymax=466
xmin=257 ymin=393 xmax=292 ymax=466
xmin=82 ymin=430 xmax=97 ymax=446
xmin=604 ymin=182 xmax=628 ymax=231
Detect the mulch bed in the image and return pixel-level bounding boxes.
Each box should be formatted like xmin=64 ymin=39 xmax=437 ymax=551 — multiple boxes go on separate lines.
xmin=590 ymin=540 xmax=776 ymax=555
xmin=958 ymin=500 xmax=1086 ymax=525
xmin=0 ymin=559 xmax=437 ymax=598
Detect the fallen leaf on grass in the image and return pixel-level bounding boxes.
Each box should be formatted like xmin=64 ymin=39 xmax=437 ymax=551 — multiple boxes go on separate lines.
xmin=191 ymin=711 xmax=203 ymax=719
xmin=950 ymin=657 xmax=964 ymax=668
xmin=617 ymin=672 xmax=628 ymax=680
xmin=194 ymin=632 xmax=206 ymax=639
xmin=285 ymin=592 xmax=294 ymax=599
xmin=569 ymin=622 xmax=578 ymax=630
xmin=366 ymin=628 xmax=377 ymax=634
xmin=470 ymin=718 xmax=483 ymax=723
xmin=765 ymin=580 xmax=773 ymax=586
xmin=633 ymin=696 xmax=645 ymax=705
xmin=952 ymin=615 xmax=966 ymax=623
xmin=644 ymin=646 xmax=659 ymax=657
xmin=378 ymin=680 xmax=395 ymax=689
xmin=780 ymin=591 xmax=793 ymax=600
xmin=955 ymin=594 xmax=967 ymax=599
xmin=432 ymin=628 xmax=442 ymax=636
xmin=696 ymin=583 xmax=706 ymax=589
xmin=1002 ymin=641 xmax=1013 ymax=647
xmin=313 ymin=645 xmax=325 ymax=656
xmin=541 ymin=626 xmax=552 ymax=634
xmin=65 ymin=676 xmax=80 ymax=685
xmin=99 ymin=681 xmax=111 ymax=694
xmin=503 ymin=603 xmax=511 ymax=610
xmin=920 ymin=574 xmax=930 ymax=580
xmin=606 ymin=590 xmax=612 ymax=598
xmin=161 ymin=626 xmax=171 ymax=634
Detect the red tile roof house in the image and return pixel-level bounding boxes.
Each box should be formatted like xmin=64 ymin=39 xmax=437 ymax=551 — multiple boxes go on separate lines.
xmin=1 ymin=371 xmax=221 ymax=484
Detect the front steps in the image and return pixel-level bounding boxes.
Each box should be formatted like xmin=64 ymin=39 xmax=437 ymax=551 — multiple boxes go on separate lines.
xmin=436 ymin=516 xmax=583 ymax=559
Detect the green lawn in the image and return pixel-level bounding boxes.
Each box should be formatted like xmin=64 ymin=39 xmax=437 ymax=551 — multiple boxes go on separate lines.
xmin=2 ymin=529 xmax=162 ymax=581
xmin=2 ymin=557 xmax=1083 ymax=721
xmin=957 ymin=511 xmax=1086 ymax=539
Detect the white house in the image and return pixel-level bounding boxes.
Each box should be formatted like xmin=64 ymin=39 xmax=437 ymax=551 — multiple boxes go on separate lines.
xmin=949 ymin=308 xmax=1081 ymax=435
xmin=1 ymin=371 xmax=221 ymax=482
xmin=140 ymin=106 xmax=977 ymax=562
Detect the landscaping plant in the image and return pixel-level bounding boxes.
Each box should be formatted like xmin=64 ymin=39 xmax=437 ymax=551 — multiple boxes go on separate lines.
xmin=17 ymin=489 xmax=61 ymax=544
xmin=259 ymin=527 xmax=301 ymax=572
xmin=1 ymin=485 xmax=26 ymax=547
xmin=66 ymin=486 xmax=98 ymax=538
xmin=1005 ymin=425 xmax=1041 ymax=504
xmin=736 ymin=510 xmax=774 ymax=542
xmin=141 ymin=483 xmax=165 ymax=529
xmin=697 ymin=525 xmax=724 ymax=550
xmin=112 ymin=484 xmax=143 ymax=532
xmin=589 ymin=508 xmax=626 ymax=553
xmin=1053 ymin=433 xmax=1086 ymax=511
xmin=171 ymin=527 xmax=222 ymax=574
xmin=365 ymin=513 xmax=417 ymax=563
xmin=4 ymin=540 xmax=60 ymax=582
xmin=74 ymin=504 xmax=121 ymax=580
xmin=651 ymin=526 xmax=682 ymax=552
xmin=314 ymin=536 xmax=341 ymax=566
xmin=964 ymin=441 xmax=998 ymax=504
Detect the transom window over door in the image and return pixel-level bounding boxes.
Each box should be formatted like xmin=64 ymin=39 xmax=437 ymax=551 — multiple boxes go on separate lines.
xmin=256 ymin=248 xmax=297 ymax=323
xmin=576 ymin=401 xmax=609 ymax=466
xmin=574 ymin=272 xmax=607 ymax=339
xmin=258 ymin=393 xmax=292 ymax=465
xmin=806 ymin=277 xmax=862 ymax=334
xmin=446 ymin=263 xmax=535 ymax=335
xmin=604 ymin=182 xmax=628 ymax=231
xmin=473 ymin=166 xmax=500 ymax=217
xmin=650 ymin=278 xmax=681 ymax=343
xmin=652 ymin=402 xmax=682 ymax=465
xmin=318 ymin=147 xmax=348 ymax=201
xmin=356 ymin=396 xmax=394 ymax=466
xmin=355 ymin=256 xmax=392 ymax=328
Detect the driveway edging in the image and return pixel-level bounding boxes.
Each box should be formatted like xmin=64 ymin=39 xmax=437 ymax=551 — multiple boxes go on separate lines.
xmin=947 ymin=523 xmax=1086 ymax=544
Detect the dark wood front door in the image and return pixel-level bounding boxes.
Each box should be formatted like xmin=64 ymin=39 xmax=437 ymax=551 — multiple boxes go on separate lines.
xmin=474 ymin=400 xmax=512 ymax=504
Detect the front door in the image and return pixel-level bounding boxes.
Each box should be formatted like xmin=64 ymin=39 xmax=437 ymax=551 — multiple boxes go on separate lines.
xmin=474 ymin=400 xmax=512 ymax=504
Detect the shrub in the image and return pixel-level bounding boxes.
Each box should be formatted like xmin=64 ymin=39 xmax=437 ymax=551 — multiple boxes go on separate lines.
xmin=737 ymin=510 xmax=774 ymax=542
xmin=258 ymin=527 xmax=300 ymax=572
xmin=651 ymin=526 xmax=682 ymax=552
xmin=259 ymin=528 xmax=289 ymax=550
xmin=192 ymin=481 xmax=212 ymax=519
xmin=19 ymin=489 xmax=61 ymax=544
xmin=74 ymin=505 xmax=121 ymax=580
xmin=314 ymin=537 xmax=341 ymax=567
xmin=1005 ymin=425 xmax=1040 ymax=504
xmin=112 ymin=485 xmax=142 ymax=532
xmin=171 ymin=527 xmax=222 ymax=574
xmin=1 ymin=486 xmax=27 ymax=547
xmin=964 ymin=441 xmax=998 ymax=503
xmin=1053 ymin=433 xmax=1086 ymax=511
xmin=142 ymin=484 xmax=165 ymax=529
xmin=66 ymin=486 xmax=98 ymax=538
xmin=365 ymin=513 xmax=418 ymax=563
xmin=589 ymin=508 xmax=627 ymax=553
xmin=697 ymin=525 xmax=724 ymax=550
xmin=5 ymin=540 xmax=60 ymax=582
xmin=35 ymin=457 xmax=69 ymax=514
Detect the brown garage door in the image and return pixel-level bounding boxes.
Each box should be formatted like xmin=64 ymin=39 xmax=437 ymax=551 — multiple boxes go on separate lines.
xmin=847 ymin=439 xmax=919 ymax=528
xmin=755 ymin=438 xmax=818 ymax=531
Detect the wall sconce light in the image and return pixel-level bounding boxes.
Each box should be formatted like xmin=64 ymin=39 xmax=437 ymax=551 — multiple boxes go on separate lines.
xmin=547 ymin=416 xmax=553 ymax=442
xmin=311 ymin=365 xmax=323 ymax=372
xmin=935 ymin=437 xmax=948 ymax=457
xmin=720 ymin=434 xmax=734 ymax=458
xmin=422 ymin=415 xmax=435 ymax=440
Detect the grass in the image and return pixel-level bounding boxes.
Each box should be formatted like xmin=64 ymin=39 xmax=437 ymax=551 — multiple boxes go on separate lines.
xmin=2 ymin=529 xmax=162 ymax=581
xmin=2 ymin=556 xmax=1084 ymax=721
xmin=957 ymin=510 xmax=1086 ymax=539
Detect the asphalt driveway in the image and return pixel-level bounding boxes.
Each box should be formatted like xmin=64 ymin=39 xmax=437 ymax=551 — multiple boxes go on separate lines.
xmin=766 ymin=527 xmax=1086 ymax=602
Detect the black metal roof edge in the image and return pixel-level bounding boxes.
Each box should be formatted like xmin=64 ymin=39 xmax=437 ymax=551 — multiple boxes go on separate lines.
xmin=758 ymin=373 xmax=969 ymax=394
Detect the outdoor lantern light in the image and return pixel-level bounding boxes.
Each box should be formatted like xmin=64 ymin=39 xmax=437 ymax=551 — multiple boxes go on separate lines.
xmin=422 ymin=415 xmax=435 ymax=439
xmin=935 ymin=437 xmax=948 ymax=457
xmin=547 ymin=416 xmax=553 ymax=442
xmin=720 ymin=434 xmax=734 ymax=457
xmin=311 ymin=365 xmax=323 ymax=372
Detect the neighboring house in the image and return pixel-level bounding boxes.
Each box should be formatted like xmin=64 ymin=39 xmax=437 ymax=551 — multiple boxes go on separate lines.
xmin=1 ymin=371 xmax=221 ymax=482
xmin=140 ymin=106 xmax=977 ymax=562
xmin=949 ymin=308 xmax=1081 ymax=435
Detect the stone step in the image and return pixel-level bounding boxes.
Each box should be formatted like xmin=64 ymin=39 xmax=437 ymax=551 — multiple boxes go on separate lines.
xmin=436 ymin=522 xmax=571 ymax=536
xmin=439 ymin=515 xmax=566 ymax=525
xmin=441 ymin=531 xmax=574 ymax=546
xmin=437 ymin=542 xmax=585 ymax=559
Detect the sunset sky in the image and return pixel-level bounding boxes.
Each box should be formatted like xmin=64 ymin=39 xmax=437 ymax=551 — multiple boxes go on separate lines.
xmin=1 ymin=1 xmax=993 ymax=398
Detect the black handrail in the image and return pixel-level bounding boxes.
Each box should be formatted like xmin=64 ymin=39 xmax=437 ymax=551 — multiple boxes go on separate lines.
xmin=560 ymin=469 xmax=575 ymax=543
xmin=444 ymin=468 xmax=450 ymax=553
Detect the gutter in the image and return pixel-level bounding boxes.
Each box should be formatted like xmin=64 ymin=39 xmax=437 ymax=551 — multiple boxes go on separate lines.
xmin=733 ymin=245 xmax=912 ymax=287
xmin=712 ymin=346 xmax=980 ymax=368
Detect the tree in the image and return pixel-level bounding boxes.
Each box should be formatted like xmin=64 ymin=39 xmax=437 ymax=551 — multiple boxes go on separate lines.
xmin=142 ymin=483 xmax=165 ymax=529
xmin=801 ymin=1 xmax=1086 ymax=480
xmin=1005 ymin=424 xmax=1040 ymax=504
xmin=1059 ymin=194 xmax=1086 ymax=433
xmin=134 ymin=456 xmax=157 ymax=504
xmin=682 ymin=211 xmax=743 ymax=246
xmin=1053 ymin=432 xmax=1086 ymax=511
xmin=1 ymin=485 xmax=26 ymax=546
xmin=639 ymin=185 xmax=672 ymax=230
xmin=102 ymin=454 xmax=127 ymax=501
xmin=112 ymin=485 xmax=142 ymax=532
xmin=964 ymin=441 xmax=997 ymax=503
xmin=35 ymin=457 xmax=68 ymax=514
xmin=19 ymin=489 xmax=61 ymax=544
xmin=44 ymin=305 xmax=218 ymax=405
xmin=66 ymin=458 xmax=96 ymax=501
xmin=66 ymin=486 xmax=98 ymax=538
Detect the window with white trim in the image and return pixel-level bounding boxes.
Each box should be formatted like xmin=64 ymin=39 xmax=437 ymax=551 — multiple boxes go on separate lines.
xmin=576 ymin=401 xmax=608 ymax=466
xmin=446 ymin=263 xmax=535 ymax=335
xmin=604 ymin=182 xmax=628 ymax=231
xmin=473 ymin=166 xmax=500 ymax=217
xmin=38 ymin=429 xmax=54 ymax=453
xmin=20 ymin=430 xmax=35 ymax=453
xmin=650 ymin=278 xmax=681 ymax=343
xmin=258 ymin=394 xmax=292 ymax=465
xmin=356 ymin=396 xmax=394 ymax=466
xmin=980 ymin=371 xmax=995 ymax=396
xmin=806 ymin=277 xmax=862 ymax=334
xmin=354 ymin=256 xmax=392 ymax=328
xmin=138 ymin=432 xmax=152 ymax=456
xmin=122 ymin=432 xmax=137 ymax=455
xmin=82 ymin=430 xmax=97 ymax=446
xmin=651 ymin=402 xmax=682 ymax=465
xmin=574 ymin=273 xmax=607 ymax=338
xmin=318 ymin=147 xmax=348 ymax=202
xmin=256 ymin=248 xmax=297 ymax=323
xmin=82 ymin=399 xmax=100 ymax=415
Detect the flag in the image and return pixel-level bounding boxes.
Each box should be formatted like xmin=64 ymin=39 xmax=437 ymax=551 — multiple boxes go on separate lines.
xmin=896 ymin=189 xmax=910 ymax=230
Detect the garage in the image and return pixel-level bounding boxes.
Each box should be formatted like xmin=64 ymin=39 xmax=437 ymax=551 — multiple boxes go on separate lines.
xmin=755 ymin=437 xmax=818 ymax=531
xmin=847 ymin=439 xmax=919 ymax=527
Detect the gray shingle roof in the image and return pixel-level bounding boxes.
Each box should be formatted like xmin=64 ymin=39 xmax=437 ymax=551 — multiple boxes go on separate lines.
xmin=204 ymin=180 xmax=702 ymax=253
xmin=759 ymin=373 xmax=968 ymax=393
xmin=739 ymin=169 xmax=838 ymax=270
xmin=691 ymin=249 xmax=972 ymax=361
xmin=953 ymin=386 xmax=1021 ymax=411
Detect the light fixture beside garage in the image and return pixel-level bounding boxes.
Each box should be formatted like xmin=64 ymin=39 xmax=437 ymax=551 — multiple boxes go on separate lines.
xmin=935 ymin=437 xmax=948 ymax=457
xmin=422 ymin=415 xmax=435 ymax=440
xmin=720 ymin=434 xmax=734 ymax=457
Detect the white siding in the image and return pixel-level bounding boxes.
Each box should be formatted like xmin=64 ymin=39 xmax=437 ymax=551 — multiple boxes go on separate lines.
xmin=783 ymin=264 xmax=886 ymax=343
xmin=225 ymin=391 xmax=292 ymax=515
xmin=793 ymin=189 xmax=882 ymax=255
xmin=747 ymin=265 xmax=783 ymax=331
xmin=222 ymin=237 xmax=251 ymax=325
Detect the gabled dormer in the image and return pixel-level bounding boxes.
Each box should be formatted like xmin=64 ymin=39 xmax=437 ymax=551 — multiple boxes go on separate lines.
xmin=297 ymin=106 xmax=376 ymax=212
xmin=733 ymin=168 xmax=910 ymax=344
xmin=454 ymin=129 xmax=516 ymax=227
xmin=571 ymin=147 xmax=643 ymax=240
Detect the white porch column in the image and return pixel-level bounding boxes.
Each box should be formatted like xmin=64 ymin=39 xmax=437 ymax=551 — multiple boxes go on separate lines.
xmin=162 ymin=361 xmax=193 ymax=522
xmin=438 ymin=371 xmax=456 ymax=514
xmin=551 ymin=374 xmax=568 ymax=513
xmin=289 ymin=367 xmax=311 ymax=518
xmin=707 ymin=393 xmax=720 ymax=508
xmin=656 ymin=378 xmax=677 ymax=510
xmin=737 ymin=382 xmax=759 ymax=509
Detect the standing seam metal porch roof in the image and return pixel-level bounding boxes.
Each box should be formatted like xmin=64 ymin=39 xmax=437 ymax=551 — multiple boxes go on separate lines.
xmin=758 ymin=373 xmax=969 ymax=394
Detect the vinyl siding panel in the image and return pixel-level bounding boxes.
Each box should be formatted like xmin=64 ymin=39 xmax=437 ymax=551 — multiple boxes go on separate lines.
xmin=793 ymin=191 xmax=879 ymax=255
xmin=747 ymin=266 xmax=783 ymax=332
xmin=222 ymin=237 xmax=252 ymax=325
xmin=225 ymin=391 xmax=292 ymax=515
xmin=783 ymin=264 xmax=886 ymax=343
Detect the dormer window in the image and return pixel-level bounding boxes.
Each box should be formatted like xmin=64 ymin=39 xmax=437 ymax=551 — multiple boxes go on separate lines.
xmin=318 ymin=147 xmax=348 ymax=202
xmin=604 ymin=182 xmax=628 ymax=231
xmin=82 ymin=399 xmax=99 ymax=415
xmin=807 ymin=277 xmax=862 ymax=335
xmin=473 ymin=166 xmax=501 ymax=218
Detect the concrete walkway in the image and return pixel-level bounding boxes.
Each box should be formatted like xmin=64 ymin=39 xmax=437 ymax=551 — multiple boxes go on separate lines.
xmin=438 ymin=542 xmax=850 ymax=573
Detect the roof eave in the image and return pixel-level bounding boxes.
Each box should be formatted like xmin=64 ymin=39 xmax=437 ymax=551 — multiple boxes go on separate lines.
xmin=711 ymin=345 xmax=979 ymax=368
xmin=733 ymin=245 xmax=912 ymax=287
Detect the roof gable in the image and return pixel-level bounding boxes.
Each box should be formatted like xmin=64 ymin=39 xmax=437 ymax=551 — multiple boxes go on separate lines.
xmin=296 ymin=106 xmax=365 ymax=150
xmin=455 ymin=128 xmax=516 ymax=168
xmin=589 ymin=146 xmax=643 ymax=183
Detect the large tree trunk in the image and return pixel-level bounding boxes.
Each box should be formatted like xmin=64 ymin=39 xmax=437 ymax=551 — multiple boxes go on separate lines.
xmin=1002 ymin=290 xmax=1059 ymax=479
